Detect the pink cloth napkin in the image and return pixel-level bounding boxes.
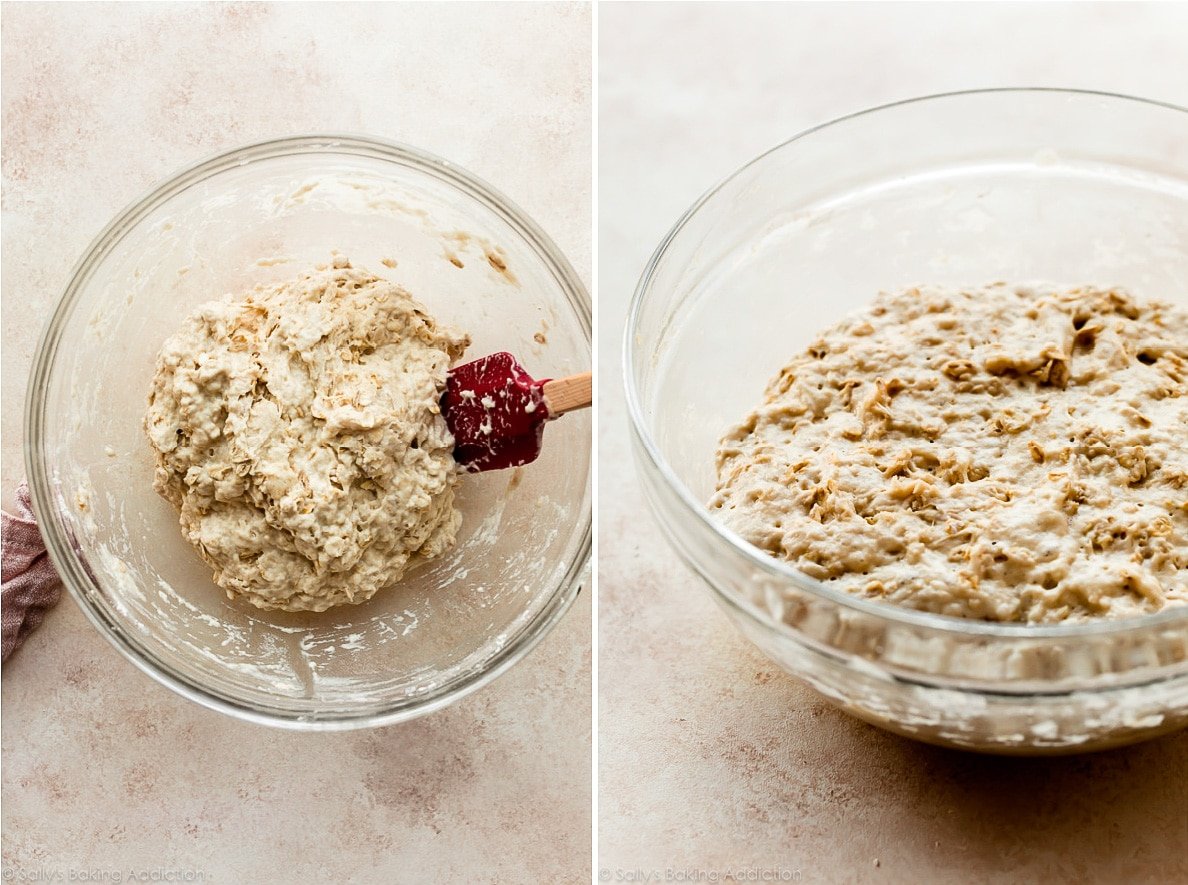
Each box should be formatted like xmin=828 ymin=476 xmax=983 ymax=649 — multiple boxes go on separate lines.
xmin=2 ymin=481 xmax=62 ymax=662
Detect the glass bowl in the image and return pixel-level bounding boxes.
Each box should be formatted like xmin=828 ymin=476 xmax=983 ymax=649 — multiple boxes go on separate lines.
xmin=625 ymin=89 xmax=1188 ymax=754
xmin=26 ymin=135 xmax=591 ymax=729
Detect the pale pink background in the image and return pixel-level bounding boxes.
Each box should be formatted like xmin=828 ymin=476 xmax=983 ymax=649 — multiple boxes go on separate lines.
xmin=598 ymin=3 xmax=1188 ymax=882
xmin=1 ymin=3 xmax=591 ymax=882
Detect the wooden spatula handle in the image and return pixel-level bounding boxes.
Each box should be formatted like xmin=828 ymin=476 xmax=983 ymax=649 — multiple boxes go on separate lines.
xmin=542 ymin=372 xmax=592 ymax=416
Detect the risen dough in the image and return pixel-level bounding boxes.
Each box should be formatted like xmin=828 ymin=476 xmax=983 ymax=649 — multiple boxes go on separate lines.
xmin=712 ymin=284 xmax=1188 ymax=623
xmin=145 ymin=258 xmax=469 ymax=611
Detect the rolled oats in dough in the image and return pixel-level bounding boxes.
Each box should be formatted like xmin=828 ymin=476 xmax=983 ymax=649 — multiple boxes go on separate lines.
xmin=712 ymin=284 xmax=1188 ymax=624
xmin=145 ymin=258 xmax=470 ymax=612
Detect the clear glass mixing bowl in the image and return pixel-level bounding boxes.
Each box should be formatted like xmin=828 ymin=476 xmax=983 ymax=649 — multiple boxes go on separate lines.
xmin=626 ymin=89 xmax=1188 ymax=753
xmin=26 ymin=135 xmax=591 ymax=729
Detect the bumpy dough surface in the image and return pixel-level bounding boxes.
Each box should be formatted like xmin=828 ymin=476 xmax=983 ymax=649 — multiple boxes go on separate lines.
xmin=712 ymin=284 xmax=1188 ymax=624
xmin=145 ymin=259 xmax=470 ymax=611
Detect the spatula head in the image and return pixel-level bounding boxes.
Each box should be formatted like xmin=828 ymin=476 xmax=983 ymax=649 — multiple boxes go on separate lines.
xmin=442 ymin=352 xmax=552 ymax=472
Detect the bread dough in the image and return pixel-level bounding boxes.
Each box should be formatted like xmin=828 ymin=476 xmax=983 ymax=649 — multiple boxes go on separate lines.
xmin=145 ymin=258 xmax=470 ymax=611
xmin=712 ymin=284 xmax=1188 ymax=623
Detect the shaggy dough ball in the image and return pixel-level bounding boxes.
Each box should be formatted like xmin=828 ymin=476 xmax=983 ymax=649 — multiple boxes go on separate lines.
xmin=145 ymin=259 xmax=470 ymax=611
xmin=712 ymin=284 xmax=1188 ymax=624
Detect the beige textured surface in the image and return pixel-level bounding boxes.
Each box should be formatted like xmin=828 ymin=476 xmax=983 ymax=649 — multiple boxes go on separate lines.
xmin=713 ymin=284 xmax=1188 ymax=624
xmin=2 ymin=3 xmax=590 ymax=882
xmin=146 ymin=262 xmax=470 ymax=612
xmin=599 ymin=3 xmax=1188 ymax=881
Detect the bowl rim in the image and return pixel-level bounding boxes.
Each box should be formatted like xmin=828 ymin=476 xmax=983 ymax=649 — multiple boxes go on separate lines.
xmin=624 ymin=86 xmax=1188 ymax=643
xmin=24 ymin=133 xmax=592 ymax=730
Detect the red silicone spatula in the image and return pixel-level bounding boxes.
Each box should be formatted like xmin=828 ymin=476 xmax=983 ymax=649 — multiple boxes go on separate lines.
xmin=442 ymin=352 xmax=592 ymax=472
